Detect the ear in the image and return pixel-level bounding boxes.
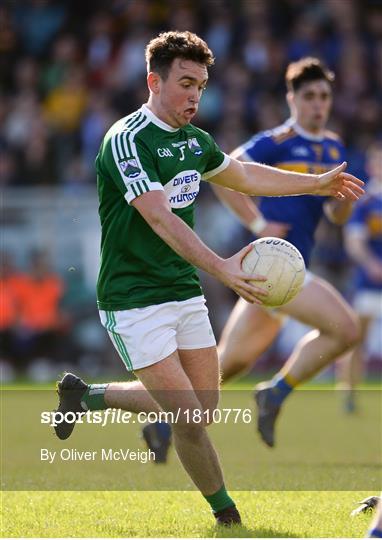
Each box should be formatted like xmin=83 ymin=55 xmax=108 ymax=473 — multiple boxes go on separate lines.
xmin=286 ymin=91 xmax=294 ymax=109
xmin=147 ymin=71 xmax=161 ymax=94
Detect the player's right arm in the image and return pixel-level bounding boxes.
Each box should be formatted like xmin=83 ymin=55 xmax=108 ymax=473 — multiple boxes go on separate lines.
xmin=131 ymin=190 xmax=268 ymax=304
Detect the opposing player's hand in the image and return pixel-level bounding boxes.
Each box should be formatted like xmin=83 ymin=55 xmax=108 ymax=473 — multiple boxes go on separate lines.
xmin=216 ymin=244 xmax=268 ymax=304
xmin=258 ymin=221 xmax=290 ymax=238
xmin=317 ymin=162 xmax=365 ymax=200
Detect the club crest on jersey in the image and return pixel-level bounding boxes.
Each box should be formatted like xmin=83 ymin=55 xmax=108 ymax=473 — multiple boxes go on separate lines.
xmin=119 ymin=158 xmax=141 ymax=178
xmin=187 ymin=137 xmax=203 ymax=155
xmin=329 ymin=146 xmax=340 ymax=160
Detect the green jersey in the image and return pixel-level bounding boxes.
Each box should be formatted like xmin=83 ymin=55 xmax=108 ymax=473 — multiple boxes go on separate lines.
xmin=96 ymin=104 xmax=230 ymax=310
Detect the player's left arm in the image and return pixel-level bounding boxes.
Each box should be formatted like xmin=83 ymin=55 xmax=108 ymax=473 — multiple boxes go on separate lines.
xmin=208 ymin=158 xmax=364 ymax=200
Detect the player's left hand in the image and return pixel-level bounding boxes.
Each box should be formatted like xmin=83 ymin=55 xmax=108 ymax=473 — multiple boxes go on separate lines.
xmin=317 ymin=162 xmax=365 ymax=200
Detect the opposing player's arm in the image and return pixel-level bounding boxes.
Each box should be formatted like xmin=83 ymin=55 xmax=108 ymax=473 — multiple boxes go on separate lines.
xmin=212 ymin=183 xmax=265 ymax=231
xmin=131 ymin=190 xmax=267 ymax=304
xmin=208 ymin=158 xmax=364 ymax=200
xmin=211 ymin=151 xmax=290 ymax=237
xmin=323 ymin=198 xmax=354 ymax=225
xmin=345 ymin=220 xmax=382 ymax=282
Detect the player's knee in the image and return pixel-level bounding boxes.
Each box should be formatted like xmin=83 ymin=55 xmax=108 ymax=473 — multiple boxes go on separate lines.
xmin=333 ymin=313 xmax=362 ymax=351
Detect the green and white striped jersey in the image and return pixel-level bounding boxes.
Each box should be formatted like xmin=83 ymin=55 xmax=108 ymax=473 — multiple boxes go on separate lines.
xmin=96 ymin=104 xmax=230 ymax=310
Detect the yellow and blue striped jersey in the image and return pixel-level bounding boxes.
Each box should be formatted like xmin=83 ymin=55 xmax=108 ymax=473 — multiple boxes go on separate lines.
xmin=240 ymin=119 xmax=346 ymax=266
xmin=347 ymin=189 xmax=382 ymax=291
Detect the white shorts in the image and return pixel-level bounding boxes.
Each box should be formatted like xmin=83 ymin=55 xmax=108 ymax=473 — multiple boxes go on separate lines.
xmin=353 ymin=290 xmax=382 ymax=318
xmin=99 ymin=295 xmax=216 ymax=371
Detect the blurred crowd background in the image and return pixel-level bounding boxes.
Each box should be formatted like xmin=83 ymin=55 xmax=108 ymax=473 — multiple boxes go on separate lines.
xmin=1 ymin=0 xmax=381 ymax=381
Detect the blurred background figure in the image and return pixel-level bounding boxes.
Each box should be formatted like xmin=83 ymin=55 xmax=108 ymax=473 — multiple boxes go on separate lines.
xmin=337 ymin=142 xmax=382 ymax=412
xmin=0 ymin=251 xmax=24 ymax=381
xmin=11 ymin=249 xmax=66 ymax=381
xmin=1 ymin=0 xmax=381 ymax=381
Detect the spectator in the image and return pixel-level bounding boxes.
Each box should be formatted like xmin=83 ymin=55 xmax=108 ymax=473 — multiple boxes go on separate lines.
xmin=0 ymin=252 xmax=24 ymax=373
xmin=12 ymin=0 xmax=67 ymax=57
xmin=0 ymin=0 xmax=380 ymax=188
xmin=12 ymin=249 xmax=65 ymax=372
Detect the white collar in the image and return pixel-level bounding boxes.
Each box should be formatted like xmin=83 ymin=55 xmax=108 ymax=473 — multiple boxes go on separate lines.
xmin=141 ymin=104 xmax=179 ymax=132
xmin=287 ymin=118 xmax=325 ymax=142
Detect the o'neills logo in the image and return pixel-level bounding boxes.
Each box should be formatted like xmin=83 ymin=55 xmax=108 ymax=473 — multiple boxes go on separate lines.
xmin=164 ymin=170 xmax=201 ymax=208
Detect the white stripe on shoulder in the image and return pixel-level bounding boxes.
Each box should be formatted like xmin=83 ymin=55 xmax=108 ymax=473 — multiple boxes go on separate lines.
xmin=110 ymin=134 xmax=124 ymax=180
xmin=110 ymin=115 xmax=153 ymax=190
xmin=125 ymin=115 xmax=152 ymax=178
xmin=120 ymin=112 xmax=144 ymax=158
xmin=202 ymin=153 xmax=231 ymax=180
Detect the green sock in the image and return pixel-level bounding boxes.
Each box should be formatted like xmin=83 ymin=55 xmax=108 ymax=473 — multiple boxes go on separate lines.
xmin=81 ymin=384 xmax=109 ymax=411
xmin=204 ymin=485 xmax=235 ymax=513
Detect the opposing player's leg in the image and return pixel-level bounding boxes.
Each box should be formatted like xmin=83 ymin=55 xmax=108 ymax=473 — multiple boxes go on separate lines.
xmin=218 ymin=297 xmax=282 ymax=383
xmin=255 ymin=274 xmax=361 ymax=447
xmin=336 ymin=315 xmax=370 ymax=412
xmin=279 ymin=275 xmax=361 ymax=379
xmin=336 ymin=287 xmax=381 ymax=412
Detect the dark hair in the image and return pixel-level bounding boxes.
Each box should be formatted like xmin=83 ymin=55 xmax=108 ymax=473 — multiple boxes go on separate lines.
xmin=286 ymin=57 xmax=335 ymax=92
xmin=145 ymin=31 xmax=214 ymax=79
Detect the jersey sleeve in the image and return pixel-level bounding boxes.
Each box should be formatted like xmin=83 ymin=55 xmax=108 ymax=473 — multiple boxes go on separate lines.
xmin=239 ymin=133 xmax=277 ymax=165
xmin=101 ymin=133 xmax=164 ymax=204
xmin=201 ymin=134 xmax=230 ymax=180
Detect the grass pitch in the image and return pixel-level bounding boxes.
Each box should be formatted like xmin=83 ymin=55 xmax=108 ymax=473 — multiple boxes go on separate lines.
xmin=2 ymin=490 xmax=375 ymax=537
xmin=1 ymin=381 xmax=381 ymax=537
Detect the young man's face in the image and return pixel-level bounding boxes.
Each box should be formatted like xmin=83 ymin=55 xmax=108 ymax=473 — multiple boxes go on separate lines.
xmin=289 ymin=79 xmax=332 ymax=133
xmin=155 ymin=58 xmax=208 ymax=127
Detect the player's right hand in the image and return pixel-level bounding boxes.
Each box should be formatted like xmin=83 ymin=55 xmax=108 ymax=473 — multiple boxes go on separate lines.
xmin=257 ymin=220 xmax=290 ymax=238
xmin=216 ymin=244 xmax=268 ymax=304
xmin=317 ymin=162 xmax=365 ymax=200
